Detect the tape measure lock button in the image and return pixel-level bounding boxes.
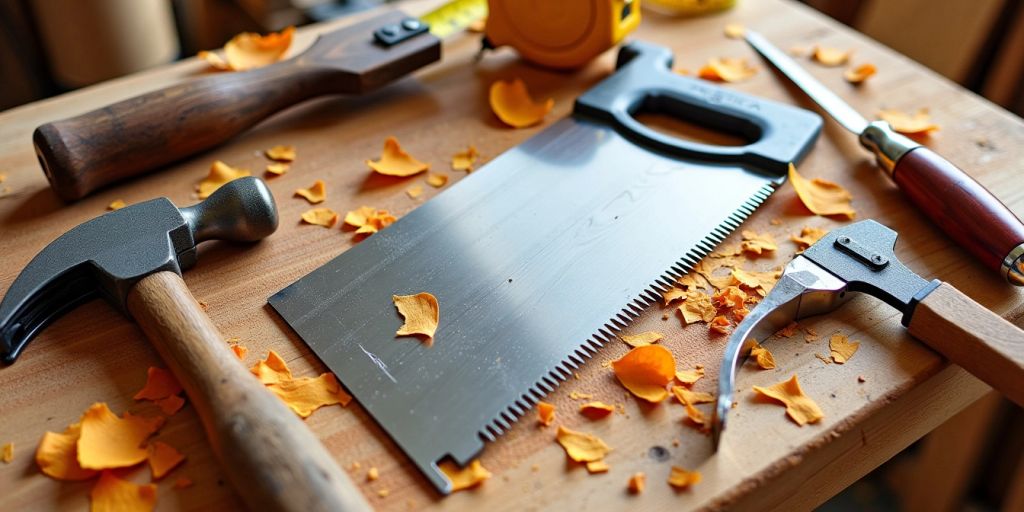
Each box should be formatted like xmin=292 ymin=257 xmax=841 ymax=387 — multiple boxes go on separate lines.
xmin=374 ymin=17 xmax=430 ymax=46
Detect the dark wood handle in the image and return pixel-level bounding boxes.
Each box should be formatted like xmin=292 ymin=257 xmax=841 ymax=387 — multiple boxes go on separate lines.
xmin=908 ymin=281 xmax=1024 ymax=407
xmin=126 ymin=271 xmax=370 ymax=512
xmin=892 ymin=147 xmax=1024 ymax=274
xmin=34 ymin=62 xmax=339 ymax=202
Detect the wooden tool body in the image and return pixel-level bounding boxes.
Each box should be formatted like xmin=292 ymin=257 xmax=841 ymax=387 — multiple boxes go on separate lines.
xmin=127 ymin=271 xmax=370 ymax=512
xmin=33 ymin=9 xmax=440 ymax=202
xmin=908 ymin=281 xmax=1024 ymax=407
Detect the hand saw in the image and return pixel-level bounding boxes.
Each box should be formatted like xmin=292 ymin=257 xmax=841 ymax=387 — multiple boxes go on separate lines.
xmin=269 ymin=41 xmax=821 ymax=494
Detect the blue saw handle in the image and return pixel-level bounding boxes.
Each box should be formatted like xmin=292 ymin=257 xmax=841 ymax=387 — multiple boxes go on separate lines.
xmin=574 ymin=42 xmax=822 ymax=179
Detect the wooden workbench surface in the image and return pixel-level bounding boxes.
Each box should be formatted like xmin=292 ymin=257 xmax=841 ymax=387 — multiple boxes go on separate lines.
xmin=1 ymin=0 xmax=1021 ymax=510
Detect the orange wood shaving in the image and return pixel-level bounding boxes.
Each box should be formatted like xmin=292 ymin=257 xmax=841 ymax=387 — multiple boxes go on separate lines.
xmin=366 ymin=136 xmax=429 ymax=177
xmin=199 ymin=26 xmax=294 ymax=71
xmin=367 ymin=467 xmax=379 ymax=481
xmin=537 ymin=401 xmax=555 ymax=426
xmin=805 ymin=327 xmax=821 ymax=343
xmin=250 ymin=350 xmax=293 ymax=385
xmin=148 ymin=441 xmax=185 ymax=480
xmin=812 ymin=46 xmax=851 ymax=66
xmin=878 ymin=109 xmax=940 ymax=135
xmin=231 ymin=344 xmax=249 ymax=360
xmin=406 ymin=185 xmax=424 ymax=199
xmin=679 ymin=291 xmax=716 ymax=324
xmin=779 ymin=322 xmax=799 ymax=338
xmin=155 ymin=395 xmax=185 ymax=416
xmin=451 ymin=146 xmax=479 ymax=172
xmin=698 ymin=58 xmax=757 ymax=82
xmin=265 ymin=145 xmax=296 ymax=162
xmin=667 ymin=466 xmax=702 ymax=489
xmin=579 ymin=401 xmax=615 ymax=420
xmin=791 ymin=226 xmax=828 ymax=251
xmin=489 ymin=79 xmax=554 ymax=128
xmin=344 ymin=206 xmax=397 ymax=235
xmin=750 ymin=342 xmax=776 ymax=369
xmin=197 ymin=161 xmax=250 ymax=199
xmin=78 ymin=403 xmax=165 ymax=470
xmin=740 ymin=230 xmax=777 ymax=255
xmin=2 ymin=442 xmax=11 ymax=463
xmin=829 ymin=333 xmax=860 ymax=364
xmin=677 ymin=273 xmax=708 ymax=291
xmin=35 ymin=423 xmax=97 ymax=480
xmin=301 ymin=207 xmax=339 ymax=228
xmin=107 ymin=200 xmax=126 ymax=211
xmin=265 ymin=163 xmax=289 ymax=176
xmin=672 ymin=387 xmax=714 ymax=405
xmin=393 ymin=292 xmax=440 ymax=340
xmin=661 ymin=287 xmax=687 ymax=305
xmin=134 ymin=367 xmax=182 ymax=401
xmin=426 ymin=173 xmax=449 ymax=188
xmin=789 ymin=164 xmax=856 ymax=219
xmin=555 ymin=425 xmax=612 ymax=462
xmin=612 ymin=345 xmax=676 ymax=403
xmin=294 ymin=180 xmax=326 ymax=204
xmin=752 ymin=374 xmax=824 ymax=426
xmin=675 ymin=366 xmax=705 ymax=386
xmin=712 ymin=286 xmax=747 ymax=310
xmin=628 ymin=473 xmax=646 ymax=494
xmin=439 ymin=460 xmax=491 ymax=492
xmin=709 ymin=315 xmax=732 ymax=334
xmin=619 ymin=331 xmax=664 ymax=348
xmin=267 ymin=373 xmax=353 ymax=418
xmin=586 ymin=460 xmax=610 ymax=473
xmin=844 ymin=63 xmax=876 ymax=84
xmin=723 ymin=23 xmax=746 ymax=39
xmin=90 ymin=470 xmax=157 ymax=512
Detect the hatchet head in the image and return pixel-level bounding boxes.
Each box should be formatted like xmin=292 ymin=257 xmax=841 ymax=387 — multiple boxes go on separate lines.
xmin=0 ymin=177 xmax=278 ymax=364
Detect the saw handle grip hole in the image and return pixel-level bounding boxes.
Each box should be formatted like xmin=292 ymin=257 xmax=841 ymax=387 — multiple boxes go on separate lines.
xmin=628 ymin=93 xmax=761 ymax=149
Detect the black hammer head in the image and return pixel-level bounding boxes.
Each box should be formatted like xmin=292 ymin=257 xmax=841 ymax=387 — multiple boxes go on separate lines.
xmin=0 ymin=177 xmax=278 ymax=364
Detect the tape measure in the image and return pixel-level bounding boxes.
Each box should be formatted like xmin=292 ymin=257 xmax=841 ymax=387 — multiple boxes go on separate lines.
xmin=420 ymin=0 xmax=642 ymax=69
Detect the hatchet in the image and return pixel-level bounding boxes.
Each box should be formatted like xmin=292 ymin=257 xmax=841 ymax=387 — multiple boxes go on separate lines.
xmin=713 ymin=219 xmax=1024 ymax=448
xmin=0 ymin=177 xmax=369 ymax=511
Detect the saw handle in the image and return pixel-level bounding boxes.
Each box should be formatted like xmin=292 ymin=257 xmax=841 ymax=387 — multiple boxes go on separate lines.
xmin=34 ymin=61 xmax=339 ymax=202
xmin=892 ymin=147 xmax=1024 ymax=283
xmin=908 ymin=281 xmax=1024 ymax=407
xmin=126 ymin=271 xmax=370 ymax=512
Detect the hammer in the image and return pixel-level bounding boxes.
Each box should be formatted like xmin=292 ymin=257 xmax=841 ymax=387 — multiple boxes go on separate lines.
xmin=0 ymin=178 xmax=370 ymax=511
xmin=713 ymin=220 xmax=1024 ymax=447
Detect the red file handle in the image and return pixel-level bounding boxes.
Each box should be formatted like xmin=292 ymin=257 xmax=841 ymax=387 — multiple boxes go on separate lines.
xmin=892 ymin=147 xmax=1024 ymax=278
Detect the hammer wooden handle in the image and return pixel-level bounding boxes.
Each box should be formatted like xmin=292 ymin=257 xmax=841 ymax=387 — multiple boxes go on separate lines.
xmin=126 ymin=271 xmax=370 ymax=512
xmin=908 ymin=281 xmax=1024 ymax=407
xmin=34 ymin=62 xmax=337 ymax=202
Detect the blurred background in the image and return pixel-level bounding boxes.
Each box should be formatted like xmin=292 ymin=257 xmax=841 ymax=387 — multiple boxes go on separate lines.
xmin=0 ymin=1 xmax=1022 ymax=510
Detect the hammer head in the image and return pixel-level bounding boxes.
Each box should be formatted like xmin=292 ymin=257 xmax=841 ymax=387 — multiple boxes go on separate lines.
xmin=0 ymin=177 xmax=277 ymax=364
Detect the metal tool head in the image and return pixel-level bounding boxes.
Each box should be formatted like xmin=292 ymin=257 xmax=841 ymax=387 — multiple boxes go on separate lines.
xmin=712 ymin=220 xmax=938 ymax=447
xmin=0 ymin=177 xmax=278 ymax=364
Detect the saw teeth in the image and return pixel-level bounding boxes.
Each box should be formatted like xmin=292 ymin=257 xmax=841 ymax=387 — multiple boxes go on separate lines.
xmin=467 ymin=183 xmax=777 ymax=457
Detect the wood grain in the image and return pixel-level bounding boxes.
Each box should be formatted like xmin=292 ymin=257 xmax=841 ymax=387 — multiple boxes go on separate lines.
xmin=33 ymin=9 xmax=440 ymax=202
xmin=1 ymin=0 xmax=1023 ymax=510
xmin=908 ymin=282 xmax=1024 ymax=406
xmin=127 ymin=271 xmax=370 ymax=512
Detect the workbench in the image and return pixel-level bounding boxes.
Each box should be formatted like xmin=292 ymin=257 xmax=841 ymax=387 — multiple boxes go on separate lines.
xmin=1 ymin=0 xmax=1022 ymax=510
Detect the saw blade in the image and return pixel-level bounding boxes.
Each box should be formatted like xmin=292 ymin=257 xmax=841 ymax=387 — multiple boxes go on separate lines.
xmin=269 ymin=42 xmax=820 ymax=493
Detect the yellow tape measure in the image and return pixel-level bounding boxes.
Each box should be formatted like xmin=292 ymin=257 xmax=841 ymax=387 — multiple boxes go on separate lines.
xmin=420 ymin=0 xmax=642 ymax=69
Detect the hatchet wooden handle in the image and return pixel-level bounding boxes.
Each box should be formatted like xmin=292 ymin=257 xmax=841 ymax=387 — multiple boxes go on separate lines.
xmin=126 ymin=271 xmax=370 ymax=512
xmin=907 ymin=281 xmax=1024 ymax=407
xmin=34 ymin=61 xmax=339 ymax=202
